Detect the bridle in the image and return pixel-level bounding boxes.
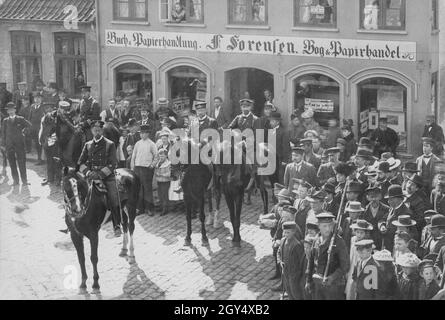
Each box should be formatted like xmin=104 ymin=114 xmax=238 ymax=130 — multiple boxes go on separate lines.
xmin=63 ymin=177 xmax=88 ymax=219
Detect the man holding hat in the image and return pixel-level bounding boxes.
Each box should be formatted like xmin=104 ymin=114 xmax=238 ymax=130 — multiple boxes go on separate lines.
xmin=130 ymin=124 xmax=159 ymax=216
xmin=1 ymin=102 xmax=32 ymax=186
xmin=370 ymin=117 xmax=399 ymax=158
xmin=28 ymin=92 xmax=45 ymax=164
xmin=277 ymin=221 xmax=305 ymax=300
xmin=422 ymin=114 xmax=444 ymax=156
xmin=363 ymin=185 xmax=390 ymax=250
xmin=405 ymin=174 xmax=431 ymax=234
xmin=416 ymin=137 xmax=442 ymax=197
xmin=352 ymin=239 xmax=386 ymax=300
xmin=378 ymin=184 xmax=413 ymax=252
xmin=79 ymin=85 xmax=101 ymax=137
xmin=305 ymin=212 xmax=349 ymax=300
xmin=284 ymin=146 xmax=319 ymax=192
xmin=77 ymin=119 xmax=121 ymax=236
xmin=317 ymin=148 xmax=340 ymax=185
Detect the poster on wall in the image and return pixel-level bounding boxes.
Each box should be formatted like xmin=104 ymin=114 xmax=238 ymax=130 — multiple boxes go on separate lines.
xmin=369 ymin=111 xmax=379 ymax=130
xmin=380 ymin=111 xmax=405 ymax=132
xmin=377 ymin=87 xmax=404 ymax=112
xmin=360 ymin=110 xmax=369 ymax=123
xmin=172 ymin=97 xmax=190 ymax=114
xmin=304 ymin=98 xmax=334 ymax=113
xmin=360 ymin=121 xmax=369 ymax=134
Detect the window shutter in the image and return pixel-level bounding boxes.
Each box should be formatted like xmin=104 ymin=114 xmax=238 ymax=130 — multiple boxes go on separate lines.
xmin=159 ymin=0 xmax=171 ymax=21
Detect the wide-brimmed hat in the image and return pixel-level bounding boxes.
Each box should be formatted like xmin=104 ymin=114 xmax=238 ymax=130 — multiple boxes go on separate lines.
xmin=306 ymin=190 xmax=327 ymax=202
xmin=392 ymin=215 xmax=416 ymax=227
xmin=351 ymin=219 xmax=373 ymax=230
xmin=397 ymin=253 xmax=421 ymax=268
xmin=354 ymin=239 xmax=374 ymax=248
xmin=373 ymin=250 xmax=394 ymax=262
xmin=407 ymin=174 xmax=423 ymax=188
xmin=282 ymin=221 xmax=298 ymax=230
xmin=401 ymin=162 xmax=419 ymax=173
xmin=316 ymin=212 xmax=335 ymax=223
xmin=424 ymin=210 xmax=439 ymax=218
xmin=346 ymin=181 xmax=362 ymax=193
xmin=377 ymin=161 xmax=390 ymax=173
xmin=387 ymin=157 xmax=402 ymax=171
xmin=345 ymin=201 xmax=364 ymax=213
xmin=430 ymin=214 xmax=445 ymax=228
xmin=385 ymin=185 xmax=405 ymax=199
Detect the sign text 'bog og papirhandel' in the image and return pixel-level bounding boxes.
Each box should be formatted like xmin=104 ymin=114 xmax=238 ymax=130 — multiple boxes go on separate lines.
xmin=105 ymin=29 xmax=416 ymax=62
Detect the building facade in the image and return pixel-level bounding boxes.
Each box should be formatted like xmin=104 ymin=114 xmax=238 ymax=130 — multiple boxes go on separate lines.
xmin=0 ymin=0 xmax=98 ymax=99
xmin=97 ymin=0 xmax=439 ymax=156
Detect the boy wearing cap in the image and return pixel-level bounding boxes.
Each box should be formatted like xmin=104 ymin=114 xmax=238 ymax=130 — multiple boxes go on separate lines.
xmin=397 ymin=252 xmax=421 ymax=300
xmin=305 ymin=212 xmax=349 ymax=300
xmin=363 ymin=185 xmax=390 ymax=250
xmin=317 ymin=148 xmax=340 ymax=185
xmin=284 ymin=147 xmax=319 ymax=193
xmin=416 ymin=137 xmax=441 ymax=197
xmin=131 ymin=124 xmax=159 ymax=216
xmin=1 ymin=102 xmax=32 ymax=185
xmin=418 ymin=257 xmax=441 ymax=299
xmin=28 ymin=93 xmax=45 ymax=164
xmin=370 ymin=117 xmax=399 ymax=158
xmin=277 ymin=221 xmax=305 ymax=300
xmin=77 ymin=120 xmax=122 ymax=235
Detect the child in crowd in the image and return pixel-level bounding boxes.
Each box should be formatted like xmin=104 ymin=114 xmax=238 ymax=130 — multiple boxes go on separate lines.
xmin=418 ymin=256 xmax=441 ymax=300
xmin=394 ymin=231 xmax=414 ymax=271
xmin=397 ymin=252 xmax=421 ymax=300
xmin=373 ymin=250 xmax=400 ymax=299
xmin=154 ymin=148 xmax=171 ymax=216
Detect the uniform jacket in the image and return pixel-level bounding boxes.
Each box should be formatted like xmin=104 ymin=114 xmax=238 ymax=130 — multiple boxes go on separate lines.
xmin=317 ymin=162 xmax=336 ymax=185
xmin=283 ymin=161 xmax=319 ymax=191
xmin=79 ymin=96 xmax=101 ymax=122
xmin=277 ymin=234 xmax=306 ymax=300
xmin=363 ymin=202 xmax=390 ymax=250
xmin=228 ymin=112 xmax=262 ymax=131
xmin=1 ymin=116 xmax=31 ymax=150
xmin=78 ymin=137 xmax=117 ymax=180
xmin=306 ymin=234 xmax=350 ymax=286
xmin=352 ymin=257 xmax=386 ymax=300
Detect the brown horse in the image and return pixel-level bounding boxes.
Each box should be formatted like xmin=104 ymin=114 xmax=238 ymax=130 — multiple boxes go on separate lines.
xmin=62 ymin=167 xmax=140 ymax=294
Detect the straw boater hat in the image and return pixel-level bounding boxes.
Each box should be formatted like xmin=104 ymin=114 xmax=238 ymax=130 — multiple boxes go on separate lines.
xmin=354 ymin=239 xmax=374 ymax=249
xmin=392 ymin=215 xmax=417 ymax=227
xmin=316 ymin=212 xmax=336 ymax=223
xmin=373 ymin=250 xmax=394 ymax=262
xmin=397 ymin=253 xmax=421 ymax=268
xmin=386 ymin=157 xmax=402 ymax=171
xmin=345 ymin=201 xmax=364 ymax=213
xmin=377 ymin=161 xmax=390 ymax=173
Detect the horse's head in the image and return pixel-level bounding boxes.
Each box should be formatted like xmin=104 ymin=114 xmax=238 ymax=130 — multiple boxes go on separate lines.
xmin=62 ymin=167 xmax=87 ymax=219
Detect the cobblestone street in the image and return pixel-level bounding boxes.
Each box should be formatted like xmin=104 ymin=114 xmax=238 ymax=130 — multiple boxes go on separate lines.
xmin=0 ymin=156 xmax=280 ymax=300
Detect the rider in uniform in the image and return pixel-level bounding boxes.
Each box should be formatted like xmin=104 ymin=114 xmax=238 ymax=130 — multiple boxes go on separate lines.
xmin=77 ymin=120 xmax=121 ymax=237
xmin=78 ymin=86 xmax=101 ymax=141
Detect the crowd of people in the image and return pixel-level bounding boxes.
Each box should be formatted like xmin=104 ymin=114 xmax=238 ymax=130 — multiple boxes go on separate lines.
xmin=1 ymin=80 xmax=445 ymax=300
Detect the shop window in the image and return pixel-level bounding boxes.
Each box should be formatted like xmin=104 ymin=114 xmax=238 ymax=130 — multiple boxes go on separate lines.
xmin=114 ymin=0 xmax=148 ymax=20
xmin=294 ymin=0 xmax=336 ymax=28
xmin=360 ymin=0 xmax=406 ymax=31
xmin=432 ymin=0 xmax=439 ymax=30
xmin=54 ymin=33 xmax=87 ymax=97
xmin=168 ymin=66 xmax=207 ymax=114
xmin=115 ymin=63 xmax=153 ymax=102
xmin=358 ymin=78 xmax=407 ymax=151
xmin=294 ymin=74 xmax=340 ymax=127
xmin=10 ymin=31 xmax=42 ymax=91
xmin=228 ymin=0 xmax=267 ymax=25
xmin=160 ymin=0 xmax=204 ymax=23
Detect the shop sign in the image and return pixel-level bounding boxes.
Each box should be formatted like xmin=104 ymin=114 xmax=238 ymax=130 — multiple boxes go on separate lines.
xmin=305 ymin=98 xmax=334 ymax=113
xmin=105 ymin=29 xmax=417 ymax=62
xmin=310 ymin=5 xmax=325 ymax=15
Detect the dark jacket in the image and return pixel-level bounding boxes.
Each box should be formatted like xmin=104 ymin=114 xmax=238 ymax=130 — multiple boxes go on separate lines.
xmin=304 ymin=151 xmax=321 ymax=171
xmin=418 ymin=235 xmax=445 ymax=260
xmin=288 ymin=124 xmax=306 ymax=146
xmin=397 ymin=271 xmax=421 ymax=300
xmin=79 ymin=96 xmax=101 ymax=122
xmin=228 ymin=112 xmax=262 ymax=132
xmin=422 ymin=123 xmax=444 ymax=155
xmin=284 ymin=161 xmax=319 ymax=191
xmin=211 ymin=106 xmax=231 ymax=129
xmin=275 ymin=126 xmax=291 ymax=164
xmin=1 ymin=116 xmax=31 ymax=150
xmin=317 ymin=163 xmax=336 ymax=185
xmin=378 ymin=203 xmax=414 ymax=252
xmin=418 ymin=279 xmax=440 ymax=300
xmin=405 ymin=189 xmax=432 ymax=235
xmin=28 ymin=103 xmax=45 ymax=132
xmin=123 ymin=132 xmax=141 ymax=159
xmin=363 ymin=202 xmax=391 ymax=250
xmin=78 ymin=137 xmax=117 ymax=180
xmin=343 ymin=134 xmax=357 ymax=161
xmin=370 ymin=127 xmax=399 ymax=157
xmin=352 ymin=257 xmax=387 ymax=300
xmin=39 ymin=113 xmax=57 ymax=148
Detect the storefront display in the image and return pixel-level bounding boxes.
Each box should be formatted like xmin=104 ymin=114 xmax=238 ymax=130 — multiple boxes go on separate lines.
xmin=294 ymin=74 xmax=339 ymax=127
xmin=115 ymin=63 xmax=152 ymax=102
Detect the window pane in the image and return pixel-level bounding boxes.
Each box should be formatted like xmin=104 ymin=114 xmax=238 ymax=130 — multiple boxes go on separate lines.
xmin=385 ymin=8 xmax=401 ymax=27
xmin=295 ymin=0 xmax=336 ymax=26
xmin=118 ymin=0 xmax=130 ymax=17
xmin=362 ymin=0 xmax=380 ymax=30
xmin=135 ymin=0 xmax=146 ymax=18
xmin=232 ymin=0 xmax=248 ymax=22
xmin=160 ymin=0 xmax=169 ymax=20
xmin=252 ymin=0 xmax=266 ymax=23
xmin=171 ymin=0 xmax=186 ymax=22
xmin=189 ymin=0 xmax=203 ymax=21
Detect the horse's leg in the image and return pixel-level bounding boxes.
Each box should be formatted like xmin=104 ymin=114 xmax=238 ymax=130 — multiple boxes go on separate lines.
xmin=119 ymin=202 xmax=129 ymax=257
xmin=224 ymin=191 xmax=236 ymax=244
xmin=257 ymin=175 xmax=268 ymax=215
xmin=200 ymin=196 xmax=208 ymax=245
xmin=184 ymin=202 xmax=192 ymax=246
xmin=233 ymin=188 xmax=243 ymax=246
xmin=90 ymin=233 xmax=100 ymax=294
xmin=70 ymin=231 xmax=87 ymax=294
xmin=128 ymin=204 xmax=137 ymax=264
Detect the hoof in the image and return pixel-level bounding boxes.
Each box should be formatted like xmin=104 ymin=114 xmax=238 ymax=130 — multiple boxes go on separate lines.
xmin=119 ymin=249 xmax=128 ymax=257
xmin=232 ymin=241 xmax=241 ymax=248
xmin=184 ymin=238 xmax=192 ymax=246
xmin=78 ymin=287 xmax=88 ymax=295
xmin=91 ymin=288 xmax=101 ymax=295
xmin=127 ymin=256 xmax=136 ymax=264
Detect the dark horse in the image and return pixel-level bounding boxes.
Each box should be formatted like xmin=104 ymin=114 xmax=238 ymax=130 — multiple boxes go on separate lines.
xmin=62 ymin=167 xmax=140 ymax=294
xmin=174 ymin=138 xmax=212 ymax=246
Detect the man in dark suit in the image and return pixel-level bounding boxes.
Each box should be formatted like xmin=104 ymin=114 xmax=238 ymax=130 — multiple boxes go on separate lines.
xmin=416 ymin=137 xmax=442 ymax=198
xmin=418 ymin=214 xmax=445 ymax=259
xmin=228 ymin=98 xmax=262 ymax=132
xmin=268 ymin=111 xmax=290 ymax=186
xmin=39 ymin=103 xmax=60 ymax=186
xmin=378 ymin=185 xmax=413 ymax=252
xmin=211 ymin=97 xmax=231 ymax=130
xmin=1 ymin=102 xmax=31 ymax=185
xmin=317 ymin=147 xmax=340 ymax=185
xmin=283 ymin=146 xmax=319 ymax=191
xmin=13 ymin=81 xmax=33 ymax=115
xmin=123 ymin=118 xmax=141 ymax=162
xmin=0 ymin=82 xmax=13 ymax=120
xmin=363 ymin=185 xmax=390 ymax=250
xmin=405 ymin=174 xmax=432 ymax=234
xmin=301 ymin=138 xmax=321 ymax=171
xmin=28 ymin=92 xmax=45 ymax=164
xmin=79 ymin=85 xmax=101 ymax=141
xmin=352 ymin=240 xmax=386 ymax=300
xmin=422 ymin=115 xmax=444 ymax=156
xmin=370 ymin=117 xmax=399 ymax=158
